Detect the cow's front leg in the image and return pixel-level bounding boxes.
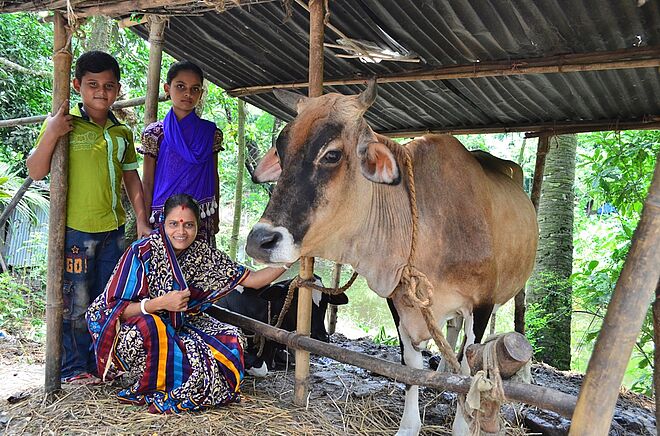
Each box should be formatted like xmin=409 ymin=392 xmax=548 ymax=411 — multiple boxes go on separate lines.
xmin=396 ymin=327 xmax=425 ymax=436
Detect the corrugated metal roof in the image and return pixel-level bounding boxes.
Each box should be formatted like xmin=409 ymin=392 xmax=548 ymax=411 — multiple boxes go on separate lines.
xmin=2 ymin=1 xmax=658 ymax=134
xmin=129 ymin=0 xmax=660 ymax=135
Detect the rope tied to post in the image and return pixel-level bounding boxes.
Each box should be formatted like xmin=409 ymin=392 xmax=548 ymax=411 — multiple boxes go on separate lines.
xmin=254 ymin=269 xmax=359 ymax=358
xmin=460 ymin=334 xmax=506 ymax=435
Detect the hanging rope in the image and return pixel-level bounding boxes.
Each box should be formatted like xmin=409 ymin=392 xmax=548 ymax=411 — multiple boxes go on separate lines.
xmin=392 ymin=144 xmax=462 ymax=373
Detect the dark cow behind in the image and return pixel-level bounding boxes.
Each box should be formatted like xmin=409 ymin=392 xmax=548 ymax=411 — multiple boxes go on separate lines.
xmin=206 ymin=276 xmax=348 ymax=376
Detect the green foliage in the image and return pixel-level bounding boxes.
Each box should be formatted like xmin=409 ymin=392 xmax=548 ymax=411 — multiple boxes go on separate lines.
xmin=0 ymin=14 xmax=54 ymax=168
xmin=373 ymin=325 xmax=399 ymax=346
xmin=0 ymin=161 xmax=49 ymax=224
xmin=571 ymin=129 xmax=659 ymax=394
xmin=0 ymin=272 xmax=45 ymax=338
xmin=526 ymin=271 xmax=572 ymax=368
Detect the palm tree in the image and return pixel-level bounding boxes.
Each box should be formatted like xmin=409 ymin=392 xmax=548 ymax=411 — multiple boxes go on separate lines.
xmin=527 ymin=134 xmax=577 ymax=370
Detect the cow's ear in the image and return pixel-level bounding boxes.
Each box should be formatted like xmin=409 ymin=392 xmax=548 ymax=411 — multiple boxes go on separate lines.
xmin=253 ymin=146 xmax=281 ymax=183
xmin=358 ymin=141 xmax=400 ymax=185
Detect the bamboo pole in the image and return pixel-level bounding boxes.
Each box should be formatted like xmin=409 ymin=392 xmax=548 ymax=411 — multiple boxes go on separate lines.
xmin=44 ymin=11 xmax=71 ymax=396
xmin=653 ymin=279 xmax=660 ymax=430
xmin=294 ymin=0 xmax=324 ymax=407
xmin=227 ymin=46 xmax=660 ymax=97
xmin=208 ymin=306 xmax=578 ymax=418
xmin=514 ymin=136 xmax=550 ymax=334
xmin=570 ymin=160 xmax=660 ymax=435
xmin=144 ymin=15 xmax=166 ymax=126
xmin=326 ymin=262 xmax=342 ymax=335
xmin=0 ymin=94 xmax=167 ymax=129
xmin=229 ymin=99 xmax=246 ymax=259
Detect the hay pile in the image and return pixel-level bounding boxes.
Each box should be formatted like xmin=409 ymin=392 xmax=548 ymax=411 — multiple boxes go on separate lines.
xmin=1 ymin=371 xmax=451 ymax=435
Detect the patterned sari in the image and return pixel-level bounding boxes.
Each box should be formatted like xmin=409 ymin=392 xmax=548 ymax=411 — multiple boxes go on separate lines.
xmin=86 ymin=227 xmax=249 ymax=413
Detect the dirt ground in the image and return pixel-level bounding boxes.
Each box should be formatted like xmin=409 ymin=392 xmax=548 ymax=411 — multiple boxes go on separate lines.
xmin=0 ymin=333 xmax=655 ymax=435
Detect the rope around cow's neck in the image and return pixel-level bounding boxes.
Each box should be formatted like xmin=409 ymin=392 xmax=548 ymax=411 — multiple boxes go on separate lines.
xmin=396 ymin=144 xmax=462 ymax=373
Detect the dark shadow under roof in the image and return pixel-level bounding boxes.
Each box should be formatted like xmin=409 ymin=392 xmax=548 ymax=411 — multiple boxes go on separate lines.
xmin=3 ymin=0 xmax=660 ymax=135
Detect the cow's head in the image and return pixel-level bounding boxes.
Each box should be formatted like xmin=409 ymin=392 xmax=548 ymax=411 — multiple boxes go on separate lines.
xmin=246 ymin=81 xmax=403 ymax=265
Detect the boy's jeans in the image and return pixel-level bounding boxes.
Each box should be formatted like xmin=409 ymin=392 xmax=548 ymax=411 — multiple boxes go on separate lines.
xmin=61 ymin=226 xmax=125 ymax=379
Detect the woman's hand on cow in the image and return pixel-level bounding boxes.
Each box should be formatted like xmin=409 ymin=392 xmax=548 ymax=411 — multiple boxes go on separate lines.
xmin=154 ymin=289 xmax=191 ymax=312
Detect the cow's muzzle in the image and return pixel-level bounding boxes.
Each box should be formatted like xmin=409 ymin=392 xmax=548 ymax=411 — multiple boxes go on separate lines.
xmin=246 ymin=223 xmax=299 ymax=264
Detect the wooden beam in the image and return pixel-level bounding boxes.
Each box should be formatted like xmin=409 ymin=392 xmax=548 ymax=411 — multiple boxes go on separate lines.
xmin=227 ymin=46 xmax=660 ymax=97
xmin=0 ymin=94 xmax=168 ymax=129
xmin=208 ymin=306 xmax=578 ymax=418
xmin=570 ymin=161 xmax=660 ymax=435
xmin=380 ymin=118 xmax=660 ymax=138
xmin=144 ymin=15 xmax=166 ymax=126
xmin=74 ymin=0 xmax=195 ymax=17
xmin=44 ymin=11 xmax=71 ymax=397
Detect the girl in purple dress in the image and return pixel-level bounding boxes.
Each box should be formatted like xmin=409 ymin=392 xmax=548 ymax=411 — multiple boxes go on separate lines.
xmin=141 ymin=60 xmax=222 ymax=244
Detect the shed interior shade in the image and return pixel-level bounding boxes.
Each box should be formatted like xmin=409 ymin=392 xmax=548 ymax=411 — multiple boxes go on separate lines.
xmin=2 ymin=0 xmax=659 ymax=134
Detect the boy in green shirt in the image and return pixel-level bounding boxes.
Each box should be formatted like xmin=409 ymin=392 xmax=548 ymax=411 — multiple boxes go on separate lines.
xmin=27 ymin=51 xmax=150 ymax=383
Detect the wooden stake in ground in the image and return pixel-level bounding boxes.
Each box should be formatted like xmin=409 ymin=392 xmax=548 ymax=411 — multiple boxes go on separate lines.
xmin=326 ymin=263 xmax=342 ymax=335
xmin=229 ymin=99 xmax=246 ymax=259
xmin=45 ymin=11 xmax=72 ymax=396
xmin=294 ymin=0 xmax=325 ymax=406
xmin=570 ymin=161 xmax=660 ymax=434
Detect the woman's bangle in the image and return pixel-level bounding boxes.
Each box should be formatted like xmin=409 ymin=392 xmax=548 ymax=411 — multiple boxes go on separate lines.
xmin=281 ymin=264 xmax=289 ymax=270
xmin=140 ymin=298 xmax=150 ymax=315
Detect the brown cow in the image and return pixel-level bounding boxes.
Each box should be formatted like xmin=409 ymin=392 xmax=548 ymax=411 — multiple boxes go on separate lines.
xmin=246 ymin=81 xmax=537 ymax=435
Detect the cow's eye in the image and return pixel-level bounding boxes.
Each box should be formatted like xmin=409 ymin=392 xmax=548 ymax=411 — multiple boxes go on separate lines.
xmin=321 ymin=150 xmax=342 ymax=164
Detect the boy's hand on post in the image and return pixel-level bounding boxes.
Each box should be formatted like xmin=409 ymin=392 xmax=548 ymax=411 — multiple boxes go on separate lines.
xmin=45 ymin=100 xmax=73 ymax=139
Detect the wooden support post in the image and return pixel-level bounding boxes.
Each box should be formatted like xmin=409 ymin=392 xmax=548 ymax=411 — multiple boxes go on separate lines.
xmin=514 ymin=135 xmax=550 ymax=334
xmin=294 ymin=256 xmax=314 ymax=405
xmin=229 ymin=99 xmax=246 ymax=259
xmin=570 ymin=161 xmax=660 ymax=435
xmin=653 ymin=279 xmax=660 ymax=429
xmin=294 ymin=0 xmax=325 ymax=407
xmin=44 ymin=11 xmax=71 ymax=396
xmin=326 ymin=263 xmax=342 ymax=335
xmin=144 ymin=15 xmax=166 ymax=126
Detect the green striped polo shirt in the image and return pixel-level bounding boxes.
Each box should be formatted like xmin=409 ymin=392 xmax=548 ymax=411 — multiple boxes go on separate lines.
xmin=35 ymin=103 xmax=139 ymax=233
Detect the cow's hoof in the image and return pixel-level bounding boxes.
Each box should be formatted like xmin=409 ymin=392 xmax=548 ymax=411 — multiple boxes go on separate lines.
xmin=394 ymin=427 xmax=420 ymax=436
xmin=246 ymin=362 xmax=268 ymax=377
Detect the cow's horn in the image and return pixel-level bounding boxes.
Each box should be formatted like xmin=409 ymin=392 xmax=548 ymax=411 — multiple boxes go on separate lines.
xmin=357 ymin=79 xmax=377 ymax=109
xmin=273 ymin=89 xmax=308 ymax=113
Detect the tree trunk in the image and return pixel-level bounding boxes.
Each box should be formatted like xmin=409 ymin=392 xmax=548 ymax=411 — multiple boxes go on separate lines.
xmin=229 ymin=99 xmax=246 ymax=259
xmin=527 ymin=134 xmax=577 ymax=370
